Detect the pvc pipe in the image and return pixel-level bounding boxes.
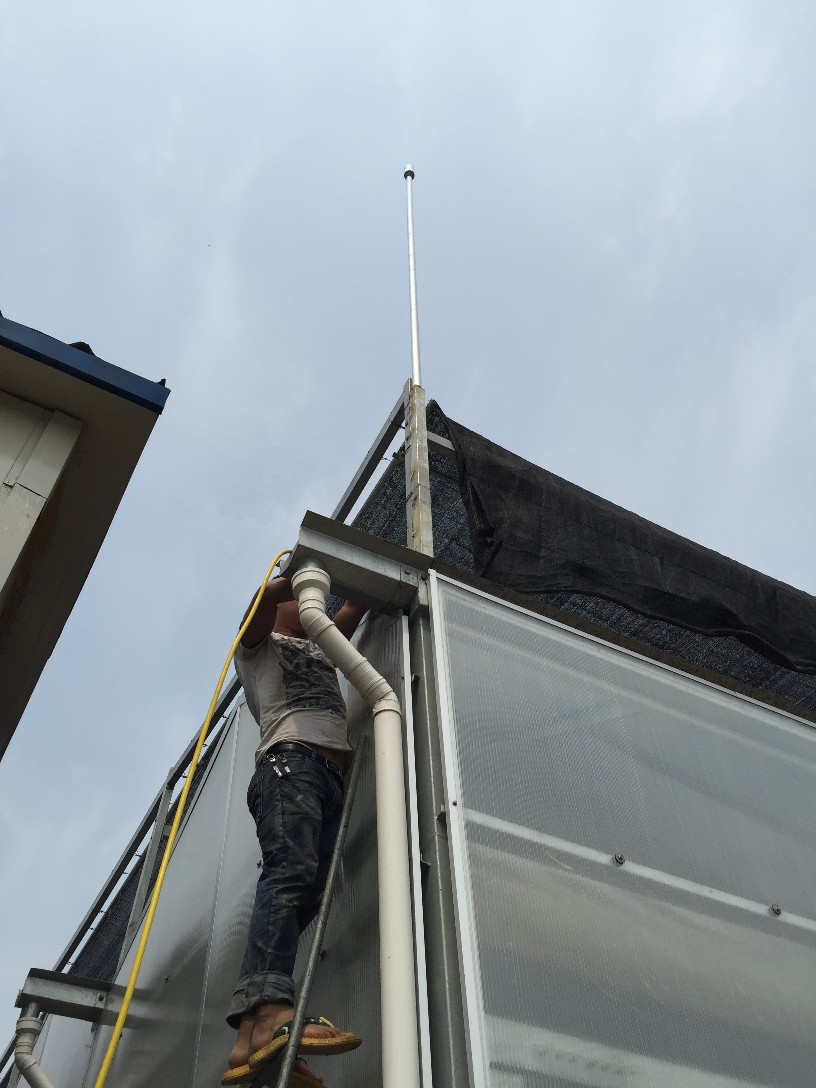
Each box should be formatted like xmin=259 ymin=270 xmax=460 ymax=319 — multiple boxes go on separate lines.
xmin=15 ymin=1006 xmax=57 ymax=1088
xmin=291 ymin=563 xmax=421 ymax=1088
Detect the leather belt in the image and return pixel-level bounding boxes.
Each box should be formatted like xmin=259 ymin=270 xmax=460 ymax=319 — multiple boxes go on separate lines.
xmin=267 ymin=741 xmax=343 ymax=779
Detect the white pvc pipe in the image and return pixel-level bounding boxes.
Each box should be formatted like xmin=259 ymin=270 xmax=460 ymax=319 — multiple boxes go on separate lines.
xmin=15 ymin=1009 xmax=57 ymax=1088
xmin=291 ymin=563 xmax=421 ymax=1088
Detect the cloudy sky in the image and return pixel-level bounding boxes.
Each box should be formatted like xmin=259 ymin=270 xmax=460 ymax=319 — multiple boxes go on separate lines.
xmin=1 ymin=0 xmax=815 ymax=1059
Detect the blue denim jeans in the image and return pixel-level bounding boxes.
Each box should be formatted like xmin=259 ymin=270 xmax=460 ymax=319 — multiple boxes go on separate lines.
xmin=227 ymin=751 xmax=344 ymax=1027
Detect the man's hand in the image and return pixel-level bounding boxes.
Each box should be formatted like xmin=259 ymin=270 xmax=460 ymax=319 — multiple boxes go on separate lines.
xmin=334 ymin=601 xmax=368 ymax=640
xmin=239 ymin=576 xmax=294 ymax=648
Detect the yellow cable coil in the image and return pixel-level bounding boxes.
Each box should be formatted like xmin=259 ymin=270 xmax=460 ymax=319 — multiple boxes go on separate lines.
xmin=93 ymin=548 xmax=293 ymax=1088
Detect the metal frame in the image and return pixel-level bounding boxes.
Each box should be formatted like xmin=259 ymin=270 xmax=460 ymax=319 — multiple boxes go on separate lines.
xmin=0 ymin=675 xmax=243 ymax=1083
xmin=404 ymin=383 xmax=434 ymax=555
xmin=427 ymin=572 xmax=490 ymax=1088
xmin=401 ymin=615 xmax=434 ymax=1088
xmin=407 ymin=587 xmax=471 ymax=1088
xmin=330 ymin=382 xmax=454 ymax=529
xmin=331 ymin=388 xmax=407 ymax=523
xmin=56 ymin=673 xmax=242 ymax=974
xmin=14 ymin=971 xmax=115 ymax=1025
xmin=287 ymin=511 xmax=432 ymax=610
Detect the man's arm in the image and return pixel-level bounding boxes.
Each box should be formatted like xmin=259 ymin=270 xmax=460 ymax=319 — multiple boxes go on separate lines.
xmin=333 ymin=601 xmax=368 ymax=640
xmin=239 ymin=576 xmax=294 ymax=648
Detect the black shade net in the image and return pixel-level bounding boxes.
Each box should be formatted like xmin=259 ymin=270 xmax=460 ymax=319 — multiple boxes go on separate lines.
xmin=351 ymin=402 xmax=816 ymax=715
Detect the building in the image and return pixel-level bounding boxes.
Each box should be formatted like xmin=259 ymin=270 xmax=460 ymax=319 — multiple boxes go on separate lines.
xmin=0 ymin=313 xmax=170 ymax=759
xmin=5 ymin=387 xmax=816 ymax=1088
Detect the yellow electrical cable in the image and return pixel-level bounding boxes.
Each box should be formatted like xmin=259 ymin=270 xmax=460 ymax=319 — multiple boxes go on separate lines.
xmin=94 ymin=548 xmax=293 ymax=1088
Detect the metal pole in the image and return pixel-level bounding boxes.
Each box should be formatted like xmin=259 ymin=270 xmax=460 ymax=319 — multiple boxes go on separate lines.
xmin=404 ymin=166 xmax=422 ymax=388
xmin=272 ymin=736 xmax=368 ymax=1088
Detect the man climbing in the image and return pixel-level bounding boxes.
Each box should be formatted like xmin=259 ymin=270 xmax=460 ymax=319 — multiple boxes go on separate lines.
xmin=222 ymin=574 xmax=367 ymax=1087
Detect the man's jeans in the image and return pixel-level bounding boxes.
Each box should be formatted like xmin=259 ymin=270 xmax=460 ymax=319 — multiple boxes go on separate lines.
xmin=227 ymin=751 xmax=343 ymax=1027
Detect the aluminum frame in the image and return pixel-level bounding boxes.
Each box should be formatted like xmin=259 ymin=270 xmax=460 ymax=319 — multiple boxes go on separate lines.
xmin=428 ymin=572 xmax=489 ymax=1088
xmin=401 ymin=614 xmax=434 ymax=1088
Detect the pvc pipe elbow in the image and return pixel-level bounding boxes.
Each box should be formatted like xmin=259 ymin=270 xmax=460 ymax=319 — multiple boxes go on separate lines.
xmin=15 ymin=1015 xmax=57 ymax=1088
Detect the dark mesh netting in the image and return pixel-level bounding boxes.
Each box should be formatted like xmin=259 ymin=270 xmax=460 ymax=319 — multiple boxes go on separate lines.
xmin=351 ymin=402 xmax=816 ymax=716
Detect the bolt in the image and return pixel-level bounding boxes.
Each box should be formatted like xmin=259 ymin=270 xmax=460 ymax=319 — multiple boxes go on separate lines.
xmin=771 ymin=904 xmax=782 ymax=916
xmin=452 ymin=800 xmax=458 ymax=807
xmin=257 ymin=860 xmax=262 ymax=869
xmin=163 ymin=976 xmax=170 ymax=983
xmin=614 ymin=853 xmax=625 ymax=866
xmin=96 ymin=993 xmax=105 ymax=1002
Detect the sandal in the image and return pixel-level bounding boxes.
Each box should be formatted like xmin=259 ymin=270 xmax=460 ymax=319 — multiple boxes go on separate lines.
xmin=247 ymin=1016 xmax=361 ymax=1069
xmin=220 ymin=1056 xmax=324 ymax=1086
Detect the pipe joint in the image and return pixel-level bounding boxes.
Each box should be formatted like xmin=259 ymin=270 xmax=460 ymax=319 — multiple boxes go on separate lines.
xmin=291 ymin=564 xmax=330 ymax=602
xmin=373 ymin=694 xmax=402 ymax=718
xmin=297 ymin=602 xmax=335 ymax=641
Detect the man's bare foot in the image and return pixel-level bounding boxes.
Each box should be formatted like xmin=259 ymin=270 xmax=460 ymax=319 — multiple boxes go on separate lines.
xmin=250 ymin=1003 xmax=353 ymax=1054
xmin=228 ymin=1012 xmax=255 ymax=1069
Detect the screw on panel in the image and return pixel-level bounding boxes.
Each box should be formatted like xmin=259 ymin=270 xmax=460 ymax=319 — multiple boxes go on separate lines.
xmin=452 ymin=800 xmax=458 ymax=806
xmin=614 ymin=853 xmax=625 ymax=866
xmin=771 ymin=904 xmax=782 ymax=916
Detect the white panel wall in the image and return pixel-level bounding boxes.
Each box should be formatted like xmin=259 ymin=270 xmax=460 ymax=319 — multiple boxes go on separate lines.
xmin=0 ymin=389 xmax=82 ymax=603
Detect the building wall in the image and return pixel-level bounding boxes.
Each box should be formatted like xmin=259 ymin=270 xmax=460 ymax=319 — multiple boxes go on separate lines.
xmin=17 ymin=612 xmax=403 ymax=1088
xmin=0 ymin=389 xmax=81 ymax=614
xmin=431 ymin=573 xmax=816 ymax=1088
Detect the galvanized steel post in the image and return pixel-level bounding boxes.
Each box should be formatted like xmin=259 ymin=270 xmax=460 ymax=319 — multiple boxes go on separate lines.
xmin=403 ymin=166 xmax=434 ymax=556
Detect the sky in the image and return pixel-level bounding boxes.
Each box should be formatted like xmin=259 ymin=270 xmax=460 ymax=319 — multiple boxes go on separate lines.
xmin=1 ymin=0 xmax=815 ymax=1061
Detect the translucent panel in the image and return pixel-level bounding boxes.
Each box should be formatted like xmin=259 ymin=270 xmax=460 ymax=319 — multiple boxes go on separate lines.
xmin=34 ymin=612 xmax=403 ymax=1087
xmin=84 ymin=708 xmax=254 ymax=1087
xmin=431 ymin=575 xmax=816 ymax=1088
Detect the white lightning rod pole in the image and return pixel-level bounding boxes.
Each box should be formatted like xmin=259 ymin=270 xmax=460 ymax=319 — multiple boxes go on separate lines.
xmin=404 ymin=165 xmax=422 ymax=388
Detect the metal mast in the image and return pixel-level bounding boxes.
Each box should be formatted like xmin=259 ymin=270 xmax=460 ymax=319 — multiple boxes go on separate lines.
xmin=403 ymin=165 xmax=434 ymax=556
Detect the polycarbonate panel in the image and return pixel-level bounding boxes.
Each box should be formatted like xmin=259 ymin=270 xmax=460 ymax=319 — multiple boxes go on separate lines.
xmin=431 ymin=574 xmax=816 ymax=1088
xmin=34 ymin=613 xmax=403 ymax=1087
xmin=83 ymin=708 xmax=251 ymax=1087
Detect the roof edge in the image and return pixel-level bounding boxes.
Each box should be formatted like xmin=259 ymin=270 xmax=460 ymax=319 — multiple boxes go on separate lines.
xmin=0 ymin=314 xmax=170 ymax=414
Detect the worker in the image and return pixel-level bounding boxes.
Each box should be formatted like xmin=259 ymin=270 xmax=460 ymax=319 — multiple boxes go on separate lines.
xmin=221 ymin=574 xmax=367 ymax=1086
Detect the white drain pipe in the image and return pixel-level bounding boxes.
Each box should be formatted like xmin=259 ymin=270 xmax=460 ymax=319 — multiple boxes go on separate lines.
xmin=15 ymin=1006 xmax=57 ymax=1088
xmin=291 ymin=563 xmax=421 ymax=1088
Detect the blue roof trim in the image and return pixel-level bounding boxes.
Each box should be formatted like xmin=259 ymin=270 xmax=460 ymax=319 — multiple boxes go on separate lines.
xmin=0 ymin=315 xmax=171 ymax=414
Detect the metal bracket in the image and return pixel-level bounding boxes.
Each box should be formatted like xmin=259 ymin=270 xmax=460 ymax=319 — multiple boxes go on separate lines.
xmin=331 ymin=389 xmax=407 ymax=523
xmin=15 ymin=969 xmax=119 ymax=1024
xmin=286 ymin=512 xmax=432 ymax=611
xmin=427 ymin=431 xmax=455 ymax=456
